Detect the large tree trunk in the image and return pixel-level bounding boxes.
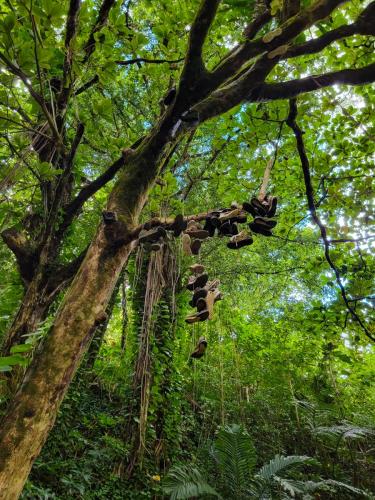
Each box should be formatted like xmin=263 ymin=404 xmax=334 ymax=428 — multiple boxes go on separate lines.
xmin=0 ymin=142 xmax=161 ymax=498
xmin=0 ymin=230 xmax=132 ymax=499
xmin=1 ymin=222 xmax=85 ymax=358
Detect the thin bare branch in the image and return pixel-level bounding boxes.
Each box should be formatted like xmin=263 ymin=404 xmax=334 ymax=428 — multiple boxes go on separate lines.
xmin=286 ymin=98 xmax=374 ymax=342
xmin=115 ymin=57 xmax=184 ymax=66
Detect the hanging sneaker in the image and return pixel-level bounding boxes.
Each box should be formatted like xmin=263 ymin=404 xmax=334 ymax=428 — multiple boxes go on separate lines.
xmin=227 ymin=230 xmax=254 ymax=249
xmin=185 ymin=310 xmax=209 ymax=324
xmin=190 ymin=336 xmax=208 ymax=358
xmin=186 ymin=273 xmax=208 ymax=291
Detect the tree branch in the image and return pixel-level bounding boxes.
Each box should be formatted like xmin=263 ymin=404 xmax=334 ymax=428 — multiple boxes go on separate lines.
xmin=285 ymin=24 xmax=358 ymax=59
xmin=243 ymin=7 xmax=272 ymax=40
xmin=65 ymin=0 xmax=81 ymax=49
xmin=177 ymin=0 xmax=220 ymax=96
xmin=0 ymin=54 xmax=62 ymax=146
xmin=284 ymin=1 xmax=375 ymax=59
xmin=67 ymin=122 xmax=85 ymax=165
xmin=57 ymin=156 xmax=125 ymax=236
xmin=183 ymin=0 xmax=220 ymax=79
xmin=49 ymin=247 xmax=88 ymax=291
xmin=74 ymin=75 xmax=99 ymax=96
xmin=249 ymin=62 xmax=375 ymax=102
xmin=286 ymin=98 xmax=374 ymax=342
xmin=115 ymin=57 xmax=184 ymax=66
xmin=214 ymin=4 xmax=271 ymax=73
xmin=1 ymin=228 xmax=36 ymax=284
xmin=83 ymin=0 xmax=117 ymax=62
xmin=211 ymin=0 xmax=347 ymax=89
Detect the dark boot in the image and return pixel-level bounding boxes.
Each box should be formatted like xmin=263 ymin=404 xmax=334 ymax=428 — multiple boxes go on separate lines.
xmin=218 ymin=221 xmax=238 ymax=236
xmin=243 ymin=198 xmax=267 ymax=217
xmin=242 ymin=202 xmax=258 ymax=217
xmin=189 ymin=279 xmax=220 ymax=307
xmin=185 ymin=310 xmax=209 ymax=324
xmin=249 ymin=222 xmax=272 ymax=236
xmin=203 ymin=218 xmax=216 ymax=237
xmin=253 ymin=217 xmax=277 ymax=229
xmin=189 ymin=288 xmax=207 ymax=307
xmin=227 ymin=230 xmax=254 ymax=249
xmin=250 ymin=198 xmax=267 ymax=216
xmin=190 ymin=239 xmax=202 ymax=255
xmin=169 ymin=214 xmax=187 ymax=237
xmin=196 ymin=289 xmax=222 ymax=312
xmin=266 ymin=196 xmax=278 ymax=217
xmin=186 ymin=273 xmax=208 ymax=291
xmin=185 ymin=221 xmax=210 ymax=240
xmin=190 ymin=336 xmax=208 ymax=358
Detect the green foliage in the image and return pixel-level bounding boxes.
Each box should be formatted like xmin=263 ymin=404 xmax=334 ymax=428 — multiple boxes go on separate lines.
xmin=0 ymin=0 xmax=374 ymax=497
xmin=163 ymin=425 xmax=368 ymax=499
xmin=163 ymin=466 xmax=221 ymax=500
xmin=211 ymin=424 xmax=257 ymax=497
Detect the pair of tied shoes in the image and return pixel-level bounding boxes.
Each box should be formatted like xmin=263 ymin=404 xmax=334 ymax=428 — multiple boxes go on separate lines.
xmin=249 ymin=217 xmax=277 ymax=237
xmin=190 ymin=336 xmax=208 ymax=359
xmin=186 ymin=279 xmax=222 ymax=324
xmin=227 ymin=230 xmax=253 ymax=249
xmin=242 ymin=196 xmax=277 ymax=218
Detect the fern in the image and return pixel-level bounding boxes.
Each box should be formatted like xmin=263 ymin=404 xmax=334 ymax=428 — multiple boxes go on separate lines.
xmin=211 ymin=424 xmax=257 ymax=498
xmin=273 ymin=476 xmax=368 ymax=498
xmin=257 ymin=454 xmax=315 ymax=482
xmin=163 ymin=465 xmax=221 ymax=499
xmin=313 ymin=423 xmax=374 ymax=440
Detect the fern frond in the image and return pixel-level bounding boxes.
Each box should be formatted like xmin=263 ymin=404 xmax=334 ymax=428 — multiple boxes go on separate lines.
xmin=211 ymin=424 xmax=257 ymax=498
xmin=163 ymin=465 xmax=221 ymax=499
xmin=313 ymin=423 xmax=374 ymax=440
xmin=257 ymin=455 xmax=315 ymax=482
xmin=274 ymin=476 xmax=368 ymax=498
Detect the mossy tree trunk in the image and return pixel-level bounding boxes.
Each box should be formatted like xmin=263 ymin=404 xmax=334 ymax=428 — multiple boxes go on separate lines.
xmin=0 ymin=139 xmax=170 ymax=498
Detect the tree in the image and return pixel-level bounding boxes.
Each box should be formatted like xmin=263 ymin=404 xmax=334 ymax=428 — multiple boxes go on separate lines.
xmin=0 ymin=0 xmax=374 ymax=497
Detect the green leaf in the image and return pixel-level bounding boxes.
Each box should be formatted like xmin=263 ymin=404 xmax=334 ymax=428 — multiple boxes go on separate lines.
xmin=10 ymin=344 xmax=33 ymax=354
xmin=0 ymin=354 xmax=26 ymax=367
xmin=2 ymin=13 xmax=16 ymax=33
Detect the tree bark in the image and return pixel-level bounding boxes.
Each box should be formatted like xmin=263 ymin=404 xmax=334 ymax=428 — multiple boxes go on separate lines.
xmin=0 ymin=231 xmax=131 ymax=499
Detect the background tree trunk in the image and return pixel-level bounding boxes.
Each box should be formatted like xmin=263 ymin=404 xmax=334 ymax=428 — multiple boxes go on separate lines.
xmin=85 ymin=268 xmax=126 ymax=369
